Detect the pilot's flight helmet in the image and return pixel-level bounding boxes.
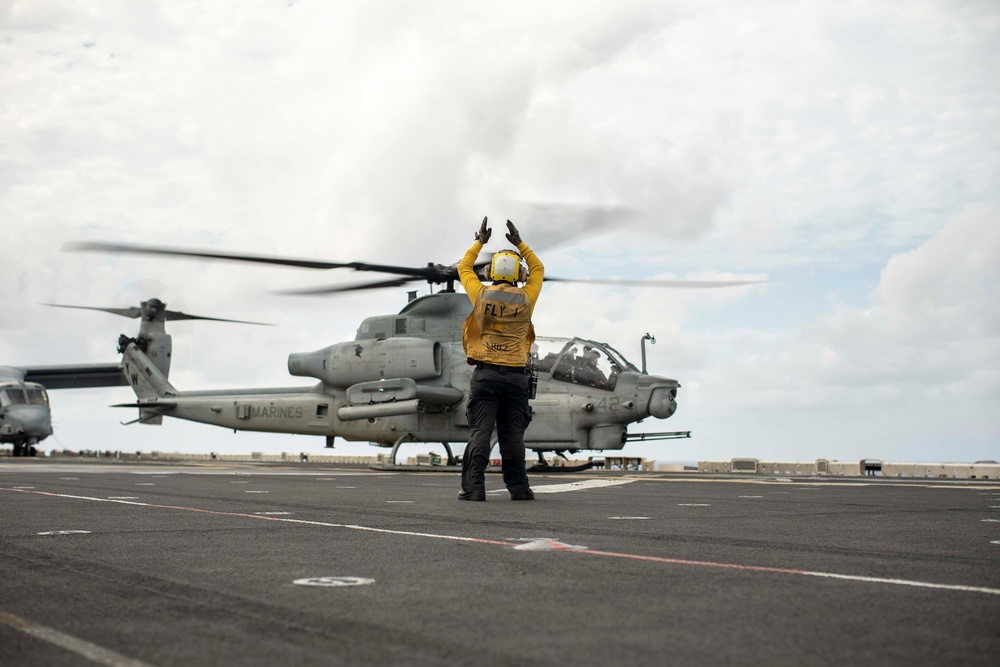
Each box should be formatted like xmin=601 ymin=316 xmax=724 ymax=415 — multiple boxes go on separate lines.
xmin=488 ymin=250 xmax=524 ymax=283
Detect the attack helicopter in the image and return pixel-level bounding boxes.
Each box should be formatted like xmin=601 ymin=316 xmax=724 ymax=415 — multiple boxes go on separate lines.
xmin=66 ymin=239 xmax=759 ymax=470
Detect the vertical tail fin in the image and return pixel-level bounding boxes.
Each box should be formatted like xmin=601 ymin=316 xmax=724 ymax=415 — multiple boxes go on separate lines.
xmin=118 ymin=333 xmax=177 ymax=426
xmin=101 ymin=296 xmax=265 ymax=425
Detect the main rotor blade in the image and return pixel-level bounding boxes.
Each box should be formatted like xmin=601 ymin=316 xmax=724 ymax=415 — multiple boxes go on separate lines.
xmin=65 ymin=241 xmax=447 ymax=279
xmin=44 ymin=302 xmax=272 ymax=325
xmin=542 ymin=277 xmax=766 ymax=288
xmin=275 ymin=276 xmax=421 ymax=296
xmin=64 ymin=241 xmax=762 ymax=293
xmin=65 ymin=241 xmax=345 ymax=270
xmin=44 ymin=303 xmax=142 ymax=318
xmin=163 ymin=311 xmax=274 ymax=325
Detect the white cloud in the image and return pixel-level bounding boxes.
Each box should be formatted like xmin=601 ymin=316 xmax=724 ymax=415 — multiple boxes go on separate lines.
xmin=647 ymin=208 xmax=1000 ymax=462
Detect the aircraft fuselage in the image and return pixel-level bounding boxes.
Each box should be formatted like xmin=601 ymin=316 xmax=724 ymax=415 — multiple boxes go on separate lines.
xmin=0 ymin=379 xmax=52 ymax=456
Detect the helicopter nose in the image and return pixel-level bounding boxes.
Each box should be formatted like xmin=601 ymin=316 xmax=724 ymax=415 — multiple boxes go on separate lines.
xmin=17 ymin=406 xmax=53 ymax=438
xmin=648 ymin=386 xmax=677 ymax=419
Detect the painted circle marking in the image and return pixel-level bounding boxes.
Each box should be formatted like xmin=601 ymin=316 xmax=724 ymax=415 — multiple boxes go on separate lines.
xmin=293 ymin=577 xmax=375 ymax=587
xmin=38 ymin=530 xmax=92 ymax=536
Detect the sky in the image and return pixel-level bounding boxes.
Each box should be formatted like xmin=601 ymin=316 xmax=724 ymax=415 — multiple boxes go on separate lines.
xmin=2 ymin=0 xmax=998 ymax=464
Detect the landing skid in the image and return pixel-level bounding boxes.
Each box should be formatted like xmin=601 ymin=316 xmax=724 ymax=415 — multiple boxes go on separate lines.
xmin=367 ymin=439 xmax=595 ymax=473
xmin=528 ymin=460 xmax=594 ymax=473
xmin=368 ymin=433 xmax=459 ymax=471
xmin=528 ymin=451 xmax=595 ymax=473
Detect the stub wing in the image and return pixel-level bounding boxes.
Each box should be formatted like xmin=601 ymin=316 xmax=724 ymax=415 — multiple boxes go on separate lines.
xmin=21 ymin=363 xmax=127 ymax=390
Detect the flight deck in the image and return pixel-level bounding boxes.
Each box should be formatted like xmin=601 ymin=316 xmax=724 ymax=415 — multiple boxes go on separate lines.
xmin=2 ymin=459 xmax=998 ymax=666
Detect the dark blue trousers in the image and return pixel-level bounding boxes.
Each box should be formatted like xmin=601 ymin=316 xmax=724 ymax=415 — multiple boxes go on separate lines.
xmin=461 ymin=365 xmax=532 ymax=494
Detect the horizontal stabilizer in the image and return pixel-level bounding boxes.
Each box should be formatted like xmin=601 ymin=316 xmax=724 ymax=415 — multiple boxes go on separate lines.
xmin=111 ymin=401 xmax=177 ymax=410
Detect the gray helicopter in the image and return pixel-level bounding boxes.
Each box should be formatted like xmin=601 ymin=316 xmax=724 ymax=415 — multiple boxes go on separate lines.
xmin=1 ymin=301 xmax=268 ymax=457
xmin=66 ymin=241 xmax=759 ymax=470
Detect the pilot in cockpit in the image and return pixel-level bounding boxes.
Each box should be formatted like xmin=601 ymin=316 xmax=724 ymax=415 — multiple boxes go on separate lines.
xmin=574 ymin=347 xmax=608 ymax=388
xmin=551 ymin=347 xmax=578 ymax=382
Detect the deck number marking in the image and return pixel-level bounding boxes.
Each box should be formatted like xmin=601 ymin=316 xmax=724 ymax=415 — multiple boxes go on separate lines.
xmin=293 ymin=577 xmax=375 ymax=587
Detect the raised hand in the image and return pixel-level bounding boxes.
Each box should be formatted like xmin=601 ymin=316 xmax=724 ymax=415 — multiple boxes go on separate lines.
xmin=505 ymin=220 xmax=521 ymax=246
xmin=475 ymin=217 xmax=492 ymax=244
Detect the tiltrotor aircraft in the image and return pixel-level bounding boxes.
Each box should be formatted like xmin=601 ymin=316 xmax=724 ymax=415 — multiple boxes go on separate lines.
xmin=68 ymin=240 xmax=758 ymax=470
xmin=0 ymin=363 xmax=122 ymax=456
xmin=1 ymin=301 xmax=265 ymax=457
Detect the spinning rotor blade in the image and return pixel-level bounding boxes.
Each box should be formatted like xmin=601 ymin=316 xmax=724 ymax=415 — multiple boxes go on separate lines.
xmin=65 ymin=241 xmax=455 ymax=280
xmin=44 ymin=303 xmax=143 ymax=318
xmin=66 ymin=240 xmax=496 ymax=292
xmin=44 ymin=301 xmax=273 ymax=325
xmin=66 ymin=228 xmax=764 ymax=295
xmin=543 ymin=277 xmax=766 ymax=288
xmin=275 ymin=260 xmax=484 ymax=294
xmin=163 ymin=311 xmax=274 ymax=325
xmin=42 ymin=303 xmax=142 ymax=320
xmin=275 ymin=276 xmax=420 ymax=296
xmin=212 ymin=275 xmax=764 ymax=295
xmin=66 ymin=241 xmax=345 ymax=270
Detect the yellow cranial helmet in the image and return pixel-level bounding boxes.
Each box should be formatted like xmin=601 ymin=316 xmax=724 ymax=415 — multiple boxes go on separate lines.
xmin=489 ymin=250 xmax=523 ymax=283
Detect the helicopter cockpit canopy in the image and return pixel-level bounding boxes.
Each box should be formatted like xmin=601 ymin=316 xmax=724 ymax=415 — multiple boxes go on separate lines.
xmin=0 ymin=383 xmax=49 ymax=407
xmin=532 ymin=337 xmax=637 ymax=392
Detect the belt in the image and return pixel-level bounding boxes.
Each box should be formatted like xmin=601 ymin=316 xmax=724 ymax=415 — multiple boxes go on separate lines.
xmin=475 ymin=361 xmax=527 ymax=374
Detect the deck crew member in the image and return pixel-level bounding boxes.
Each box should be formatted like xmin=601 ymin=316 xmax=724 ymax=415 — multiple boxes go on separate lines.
xmin=456 ymin=217 xmax=544 ymax=501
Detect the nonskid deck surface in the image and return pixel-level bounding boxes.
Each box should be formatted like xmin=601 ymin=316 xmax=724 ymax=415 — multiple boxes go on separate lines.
xmin=2 ymin=459 xmax=999 ymax=667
